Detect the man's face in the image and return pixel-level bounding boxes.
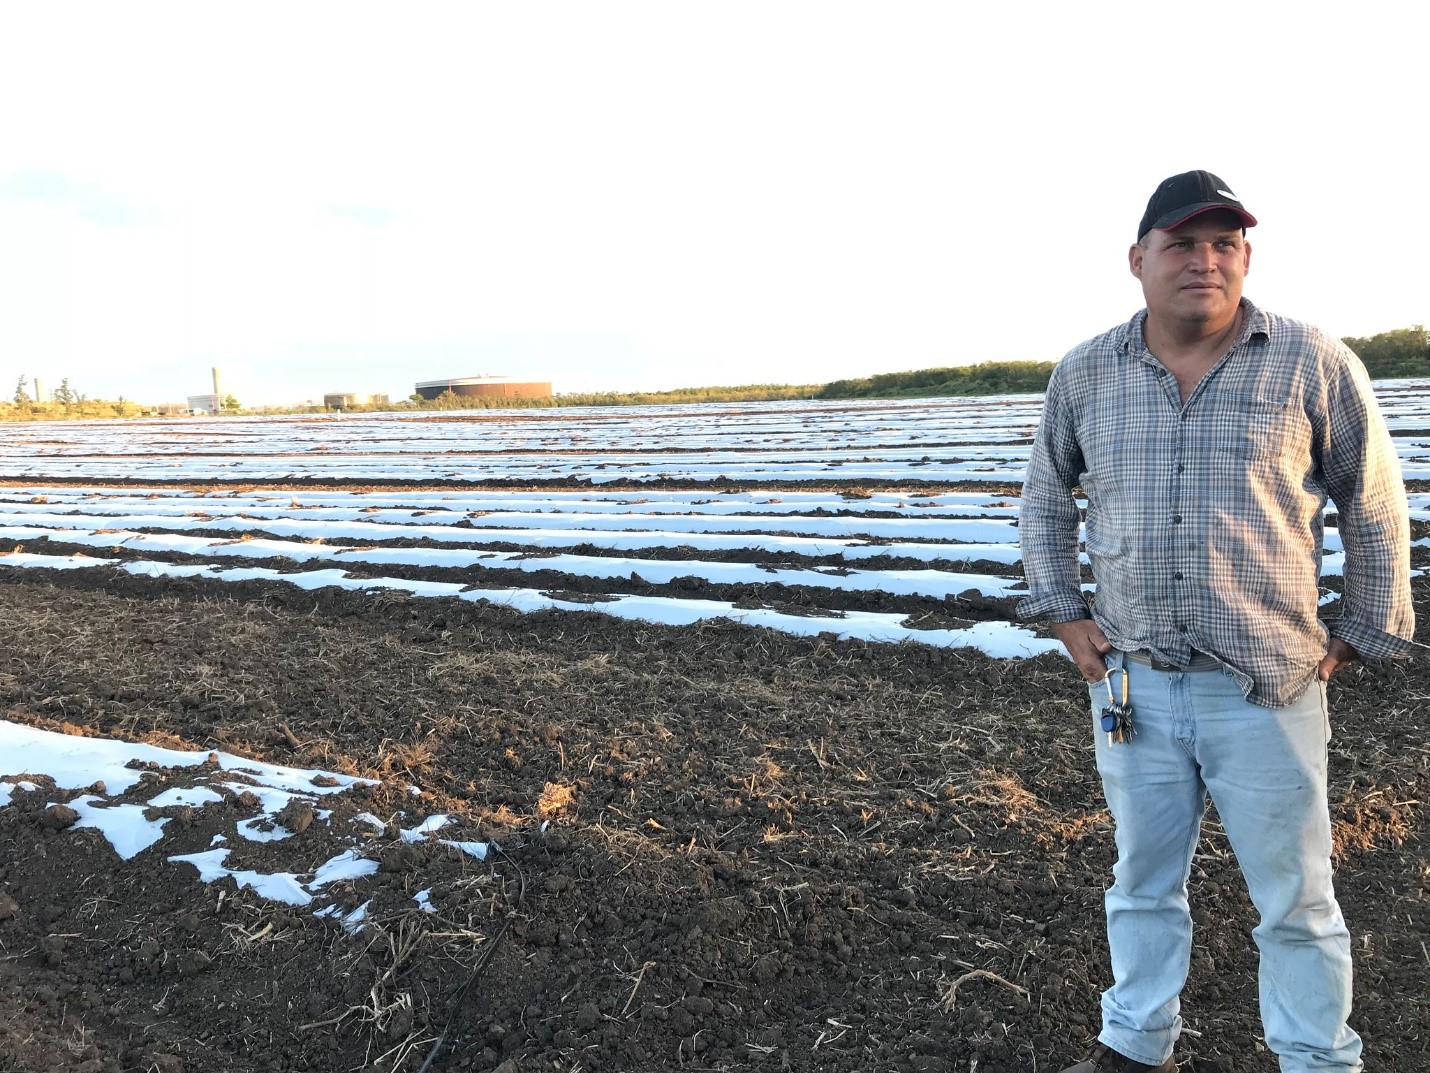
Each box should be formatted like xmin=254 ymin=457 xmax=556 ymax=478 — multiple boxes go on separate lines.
xmin=1129 ymin=210 xmax=1251 ymax=331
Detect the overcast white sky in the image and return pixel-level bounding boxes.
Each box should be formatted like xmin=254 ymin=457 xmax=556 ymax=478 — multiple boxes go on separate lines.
xmin=1 ymin=2 xmax=1425 ymax=406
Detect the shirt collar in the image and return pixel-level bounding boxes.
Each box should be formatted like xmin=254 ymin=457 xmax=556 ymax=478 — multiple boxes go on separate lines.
xmin=1117 ymin=297 xmax=1269 ymax=356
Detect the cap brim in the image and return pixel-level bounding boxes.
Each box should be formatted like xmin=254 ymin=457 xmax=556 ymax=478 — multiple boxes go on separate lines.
xmin=1148 ymin=203 xmax=1258 ymax=235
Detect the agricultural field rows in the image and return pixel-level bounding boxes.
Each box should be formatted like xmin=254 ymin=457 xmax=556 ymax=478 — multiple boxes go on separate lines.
xmin=2 ymin=386 xmax=1428 ymax=1073
xmin=7 ymin=380 xmax=1430 ymax=658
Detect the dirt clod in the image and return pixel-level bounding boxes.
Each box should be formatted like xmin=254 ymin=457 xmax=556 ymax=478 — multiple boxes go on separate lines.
xmin=38 ymin=804 xmax=79 ymax=830
xmin=274 ymin=799 xmax=314 ymax=834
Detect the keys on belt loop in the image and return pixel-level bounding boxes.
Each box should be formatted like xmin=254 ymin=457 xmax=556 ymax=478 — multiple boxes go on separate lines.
xmin=1100 ymin=663 xmax=1135 ymax=745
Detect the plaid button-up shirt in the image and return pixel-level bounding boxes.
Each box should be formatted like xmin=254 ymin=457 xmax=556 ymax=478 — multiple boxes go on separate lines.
xmin=1018 ymin=299 xmax=1417 ymax=707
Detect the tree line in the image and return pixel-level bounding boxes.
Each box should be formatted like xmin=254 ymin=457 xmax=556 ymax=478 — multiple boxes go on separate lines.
xmin=4 ymin=375 xmax=142 ymax=419
xmin=3 ymin=327 xmax=1426 ymax=421
xmin=815 ymin=328 xmax=1430 ymax=397
xmin=818 ymin=360 xmax=1056 ymax=399
xmin=1341 ymin=326 xmax=1430 ymax=379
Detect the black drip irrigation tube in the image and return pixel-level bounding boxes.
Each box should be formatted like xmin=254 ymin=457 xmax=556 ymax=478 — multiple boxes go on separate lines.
xmin=417 ymin=842 xmax=528 ymax=1073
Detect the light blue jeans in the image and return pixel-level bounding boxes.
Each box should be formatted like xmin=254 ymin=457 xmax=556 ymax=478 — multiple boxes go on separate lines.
xmin=1088 ymin=654 xmax=1361 ymax=1072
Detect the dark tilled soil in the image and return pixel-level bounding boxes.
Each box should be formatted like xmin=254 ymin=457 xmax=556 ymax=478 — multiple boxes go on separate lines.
xmin=1 ymin=564 xmax=1427 ymax=1073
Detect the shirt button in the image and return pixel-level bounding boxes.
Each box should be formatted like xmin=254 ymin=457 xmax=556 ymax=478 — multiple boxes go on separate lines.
xmin=1173 ymin=572 xmax=1184 ymax=580
xmin=1176 ymin=463 xmax=1185 ymax=474
xmin=1172 ymin=514 xmax=1182 ymax=523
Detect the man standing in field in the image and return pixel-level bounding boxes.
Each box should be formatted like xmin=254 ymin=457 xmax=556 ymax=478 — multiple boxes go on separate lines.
xmin=1017 ymin=170 xmax=1417 ymax=1073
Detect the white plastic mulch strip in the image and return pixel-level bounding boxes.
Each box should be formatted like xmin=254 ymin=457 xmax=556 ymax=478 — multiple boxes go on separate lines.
xmin=0 ymin=525 xmax=1026 ymax=598
xmin=0 ymin=551 xmax=1061 ymax=659
xmin=0 ymin=518 xmax=1024 ymax=565
xmin=1 ymin=719 xmax=485 ymax=925
xmin=0 ymin=486 xmax=1027 ymax=517
xmin=0 ymin=505 xmax=1021 ymax=543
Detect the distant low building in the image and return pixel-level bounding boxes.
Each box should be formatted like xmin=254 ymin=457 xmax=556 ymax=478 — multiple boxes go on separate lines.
xmin=414 ymin=375 xmax=552 ymax=401
xmin=187 ymin=393 xmax=221 ymax=414
xmin=323 ymin=392 xmax=390 ymax=410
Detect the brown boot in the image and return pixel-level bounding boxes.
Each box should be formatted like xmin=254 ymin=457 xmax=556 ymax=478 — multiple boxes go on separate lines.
xmin=1058 ymin=1042 xmax=1176 ymax=1072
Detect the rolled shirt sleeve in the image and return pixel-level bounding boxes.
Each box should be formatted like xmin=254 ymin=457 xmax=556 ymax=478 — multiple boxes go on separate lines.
xmin=1018 ymin=363 xmax=1092 ymax=624
xmin=1319 ymin=344 xmax=1419 ymax=658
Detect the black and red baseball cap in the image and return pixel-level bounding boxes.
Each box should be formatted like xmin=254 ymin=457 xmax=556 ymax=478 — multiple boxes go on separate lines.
xmin=1137 ymin=170 xmax=1258 ymax=241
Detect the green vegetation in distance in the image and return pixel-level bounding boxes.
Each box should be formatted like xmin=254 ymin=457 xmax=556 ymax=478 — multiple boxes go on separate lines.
xmin=1341 ymin=326 xmax=1430 ymax=380
xmin=292 ymin=361 xmax=1063 ymax=412
xmin=403 ymin=382 xmax=821 ymax=410
xmin=5 ymin=374 xmax=143 ymax=420
xmin=3 ymin=327 xmax=1426 ymax=420
xmin=818 ymin=360 xmax=1056 ymax=399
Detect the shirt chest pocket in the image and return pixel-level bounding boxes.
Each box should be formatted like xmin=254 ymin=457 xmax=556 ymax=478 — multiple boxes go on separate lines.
xmin=1209 ymin=395 xmax=1292 ymax=461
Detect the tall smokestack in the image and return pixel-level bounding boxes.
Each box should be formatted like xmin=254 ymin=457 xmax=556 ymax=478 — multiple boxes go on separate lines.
xmin=212 ymin=367 xmax=223 ymax=399
xmin=33 ymin=377 xmax=46 ymax=403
